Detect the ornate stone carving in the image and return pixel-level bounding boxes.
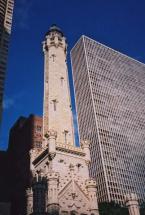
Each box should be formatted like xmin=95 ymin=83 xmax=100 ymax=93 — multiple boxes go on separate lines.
xmin=45 ymin=129 xmax=57 ymax=140
xmin=81 ymin=139 xmax=90 ymax=149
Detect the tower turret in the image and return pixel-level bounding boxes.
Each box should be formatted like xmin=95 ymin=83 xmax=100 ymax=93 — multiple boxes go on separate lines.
xmin=47 ymin=172 xmax=60 ymax=215
xmin=125 ymin=193 xmax=140 ymax=215
xmin=81 ymin=139 xmax=91 ymax=164
xmin=45 ymin=129 xmax=57 ymax=160
xmin=42 ymin=24 xmax=74 ymax=146
xmin=86 ymin=179 xmax=99 ymax=215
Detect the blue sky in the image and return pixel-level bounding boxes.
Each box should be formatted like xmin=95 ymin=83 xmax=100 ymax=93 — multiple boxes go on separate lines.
xmin=1 ymin=0 xmax=145 ymax=150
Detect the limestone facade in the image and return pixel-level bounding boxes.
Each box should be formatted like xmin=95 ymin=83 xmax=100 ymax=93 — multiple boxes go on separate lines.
xmin=26 ymin=25 xmax=99 ymax=215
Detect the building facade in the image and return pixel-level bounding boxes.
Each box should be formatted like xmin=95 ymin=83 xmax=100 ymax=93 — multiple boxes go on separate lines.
xmin=8 ymin=114 xmax=43 ymax=215
xmin=71 ymin=36 xmax=145 ymax=204
xmin=0 ymin=0 xmax=14 ymax=121
xmin=26 ymin=25 xmax=99 ymax=215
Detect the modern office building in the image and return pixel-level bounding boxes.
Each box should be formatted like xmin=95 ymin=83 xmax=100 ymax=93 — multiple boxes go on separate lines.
xmin=71 ymin=35 xmax=145 ymax=204
xmin=0 ymin=0 xmax=14 ymax=121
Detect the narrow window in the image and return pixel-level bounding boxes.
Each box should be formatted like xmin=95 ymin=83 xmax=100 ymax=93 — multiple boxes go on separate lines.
xmin=60 ymin=77 xmax=64 ymax=85
xmin=64 ymin=130 xmax=69 ymax=144
xmin=51 ymin=54 xmax=56 ymax=62
xmin=52 ymin=99 xmax=57 ymax=111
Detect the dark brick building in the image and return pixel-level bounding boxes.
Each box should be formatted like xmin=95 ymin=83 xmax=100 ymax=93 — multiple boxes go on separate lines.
xmin=8 ymin=114 xmax=43 ymax=215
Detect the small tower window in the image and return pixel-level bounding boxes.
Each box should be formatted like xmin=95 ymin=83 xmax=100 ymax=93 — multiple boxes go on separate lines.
xmin=52 ymin=99 xmax=57 ymax=111
xmin=60 ymin=77 xmax=64 ymax=85
xmin=63 ymin=130 xmax=69 ymax=144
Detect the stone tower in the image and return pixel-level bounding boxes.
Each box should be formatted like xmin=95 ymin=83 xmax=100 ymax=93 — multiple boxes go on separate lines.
xmin=27 ymin=25 xmax=99 ymax=215
xmin=43 ymin=24 xmax=74 ymax=146
xmin=125 ymin=193 xmax=140 ymax=215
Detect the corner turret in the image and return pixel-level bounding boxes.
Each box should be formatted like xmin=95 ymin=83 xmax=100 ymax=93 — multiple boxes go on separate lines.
xmin=125 ymin=193 xmax=140 ymax=215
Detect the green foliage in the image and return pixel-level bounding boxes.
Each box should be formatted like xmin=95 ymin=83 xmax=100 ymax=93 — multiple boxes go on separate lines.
xmin=99 ymin=201 xmax=129 ymax=215
xmin=140 ymin=201 xmax=145 ymax=215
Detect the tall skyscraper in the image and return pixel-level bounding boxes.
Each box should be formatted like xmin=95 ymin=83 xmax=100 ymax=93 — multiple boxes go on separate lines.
xmin=0 ymin=0 xmax=14 ymax=120
xmin=71 ymin=36 xmax=145 ymax=204
xmin=26 ymin=25 xmax=99 ymax=215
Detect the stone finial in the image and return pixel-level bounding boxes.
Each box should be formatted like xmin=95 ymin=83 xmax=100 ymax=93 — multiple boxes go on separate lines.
xmin=81 ymin=139 xmax=91 ymax=164
xmin=125 ymin=193 xmax=140 ymax=215
xmin=32 ymin=169 xmax=47 ymax=185
xmin=45 ymin=129 xmax=57 ymax=160
xmin=125 ymin=193 xmax=138 ymax=202
xmin=81 ymin=139 xmax=90 ymax=149
xmin=42 ymin=40 xmax=48 ymax=53
xmin=29 ymin=148 xmax=37 ymax=159
xmin=45 ymin=129 xmax=57 ymax=140
xmin=38 ymin=168 xmax=45 ymax=178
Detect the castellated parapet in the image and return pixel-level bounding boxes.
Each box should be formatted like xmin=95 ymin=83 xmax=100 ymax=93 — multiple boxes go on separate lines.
xmin=125 ymin=193 xmax=140 ymax=215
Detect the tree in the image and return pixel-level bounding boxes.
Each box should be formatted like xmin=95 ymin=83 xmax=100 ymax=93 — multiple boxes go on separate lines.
xmin=140 ymin=201 xmax=145 ymax=215
xmin=99 ymin=201 xmax=129 ymax=215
